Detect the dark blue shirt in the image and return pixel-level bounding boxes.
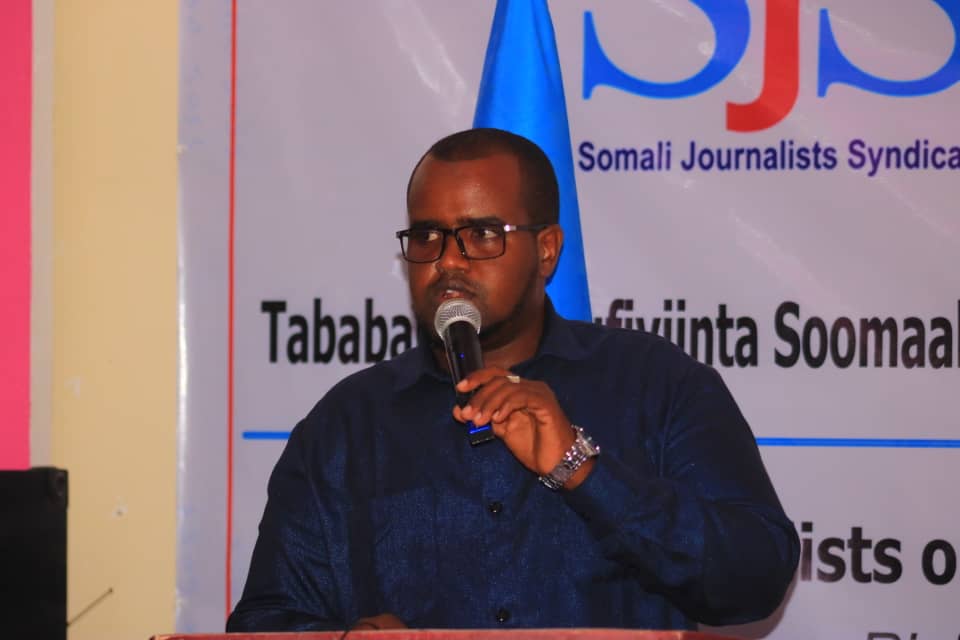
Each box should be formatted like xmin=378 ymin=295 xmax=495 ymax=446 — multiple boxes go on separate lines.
xmin=228 ymin=302 xmax=799 ymax=631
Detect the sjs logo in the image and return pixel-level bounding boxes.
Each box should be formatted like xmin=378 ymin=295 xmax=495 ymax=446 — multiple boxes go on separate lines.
xmin=583 ymin=0 xmax=960 ymax=132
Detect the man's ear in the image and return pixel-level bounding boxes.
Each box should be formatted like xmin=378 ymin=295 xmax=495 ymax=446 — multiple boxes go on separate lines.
xmin=537 ymin=224 xmax=564 ymax=279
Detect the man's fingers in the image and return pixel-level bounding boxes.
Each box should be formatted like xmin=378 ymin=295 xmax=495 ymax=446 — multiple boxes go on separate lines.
xmin=455 ymin=367 xmax=513 ymax=392
xmin=454 ymin=370 xmax=554 ymax=433
xmin=490 ymin=420 xmax=509 ymax=438
xmin=452 ymin=374 xmax=515 ymax=422
xmin=467 ymin=379 xmax=555 ymax=427
xmin=458 ymin=375 xmax=513 ymax=423
xmin=466 ymin=381 xmax=529 ymax=426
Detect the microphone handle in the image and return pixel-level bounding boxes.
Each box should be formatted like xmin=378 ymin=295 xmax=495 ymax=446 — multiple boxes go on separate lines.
xmin=442 ymin=321 xmax=494 ymax=445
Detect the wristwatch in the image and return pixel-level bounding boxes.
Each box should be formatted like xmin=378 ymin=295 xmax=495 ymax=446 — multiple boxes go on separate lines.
xmin=539 ymin=425 xmax=600 ymax=490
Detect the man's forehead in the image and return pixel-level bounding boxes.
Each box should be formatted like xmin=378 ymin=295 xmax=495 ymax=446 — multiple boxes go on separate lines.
xmin=408 ymin=214 xmax=506 ymax=227
xmin=406 ymin=151 xmax=529 ymax=225
xmin=411 ymin=152 xmax=521 ymax=187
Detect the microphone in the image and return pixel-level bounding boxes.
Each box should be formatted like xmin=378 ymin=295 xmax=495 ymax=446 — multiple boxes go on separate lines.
xmin=434 ymin=299 xmax=494 ymax=446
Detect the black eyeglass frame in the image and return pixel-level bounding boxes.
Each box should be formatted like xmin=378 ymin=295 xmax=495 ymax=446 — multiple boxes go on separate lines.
xmin=395 ymin=223 xmax=550 ymax=263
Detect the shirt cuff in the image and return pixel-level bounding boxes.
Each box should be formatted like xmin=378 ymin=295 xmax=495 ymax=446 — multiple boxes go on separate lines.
xmin=561 ymin=451 xmax=653 ymax=539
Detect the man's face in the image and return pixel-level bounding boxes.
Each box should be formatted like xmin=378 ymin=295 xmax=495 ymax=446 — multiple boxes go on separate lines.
xmin=405 ymin=152 xmax=548 ymax=345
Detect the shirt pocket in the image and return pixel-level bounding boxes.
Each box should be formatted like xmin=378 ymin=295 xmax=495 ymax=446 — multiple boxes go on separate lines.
xmin=369 ymin=485 xmax=439 ymax=625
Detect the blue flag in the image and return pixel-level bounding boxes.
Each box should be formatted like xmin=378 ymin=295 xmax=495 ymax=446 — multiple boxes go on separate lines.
xmin=473 ymin=0 xmax=592 ymax=321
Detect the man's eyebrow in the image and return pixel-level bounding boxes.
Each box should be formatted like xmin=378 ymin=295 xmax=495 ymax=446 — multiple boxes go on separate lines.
xmin=407 ymin=215 xmax=506 ymax=230
xmin=455 ymin=215 xmax=505 ymax=226
xmin=408 ymin=220 xmax=444 ymax=230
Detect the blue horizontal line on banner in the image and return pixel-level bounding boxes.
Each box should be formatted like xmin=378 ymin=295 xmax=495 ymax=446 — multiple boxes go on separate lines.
xmin=756 ymin=437 xmax=960 ymax=448
xmin=242 ymin=431 xmax=960 ymax=449
xmin=242 ymin=430 xmax=292 ymax=440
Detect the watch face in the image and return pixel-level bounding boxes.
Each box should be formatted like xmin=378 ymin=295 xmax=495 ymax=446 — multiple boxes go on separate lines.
xmin=575 ymin=427 xmax=600 ymax=457
xmin=542 ymin=427 xmax=600 ymax=490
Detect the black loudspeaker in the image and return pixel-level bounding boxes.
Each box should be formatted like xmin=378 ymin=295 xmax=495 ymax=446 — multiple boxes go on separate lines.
xmin=0 ymin=467 xmax=68 ymax=640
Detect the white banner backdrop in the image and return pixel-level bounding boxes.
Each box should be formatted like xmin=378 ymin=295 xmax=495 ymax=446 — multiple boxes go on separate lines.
xmin=178 ymin=1 xmax=960 ymax=637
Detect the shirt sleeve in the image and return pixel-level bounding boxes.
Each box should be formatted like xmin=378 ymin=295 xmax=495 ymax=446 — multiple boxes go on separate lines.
xmin=226 ymin=417 xmax=348 ymax=632
xmin=561 ymin=361 xmax=800 ymax=626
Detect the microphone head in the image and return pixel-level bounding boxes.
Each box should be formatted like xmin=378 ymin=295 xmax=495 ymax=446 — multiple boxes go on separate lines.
xmin=434 ymin=299 xmax=482 ymax=339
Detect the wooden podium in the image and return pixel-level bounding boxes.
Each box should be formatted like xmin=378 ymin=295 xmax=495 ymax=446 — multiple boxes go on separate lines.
xmin=153 ymin=630 xmax=737 ymax=640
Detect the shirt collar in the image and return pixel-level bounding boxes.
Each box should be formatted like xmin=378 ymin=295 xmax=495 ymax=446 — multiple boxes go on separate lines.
xmin=534 ymin=296 xmax=593 ymax=363
xmin=390 ymin=296 xmax=593 ymax=392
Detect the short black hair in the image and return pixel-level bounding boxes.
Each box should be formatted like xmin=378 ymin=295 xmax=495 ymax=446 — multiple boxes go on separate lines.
xmin=407 ymin=128 xmax=560 ymax=226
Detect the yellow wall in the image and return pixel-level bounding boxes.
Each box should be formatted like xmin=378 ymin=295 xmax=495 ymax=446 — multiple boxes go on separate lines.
xmin=49 ymin=2 xmax=178 ymax=638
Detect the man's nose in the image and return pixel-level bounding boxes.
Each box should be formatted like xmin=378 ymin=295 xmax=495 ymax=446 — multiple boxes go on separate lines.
xmin=436 ymin=231 xmax=469 ymax=271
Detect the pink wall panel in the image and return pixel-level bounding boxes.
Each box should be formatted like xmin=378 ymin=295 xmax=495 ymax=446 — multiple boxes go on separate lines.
xmin=0 ymin=0 xmax=32 ymax=469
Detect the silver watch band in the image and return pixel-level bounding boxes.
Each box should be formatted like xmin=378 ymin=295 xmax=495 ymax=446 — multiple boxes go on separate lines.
xmin=539 ymin=425 xmax=600 ymax=490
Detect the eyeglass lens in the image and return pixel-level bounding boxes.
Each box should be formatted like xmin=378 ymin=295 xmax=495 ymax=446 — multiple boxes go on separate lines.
xmin=403 ymin=226 xmax=505 ymax=262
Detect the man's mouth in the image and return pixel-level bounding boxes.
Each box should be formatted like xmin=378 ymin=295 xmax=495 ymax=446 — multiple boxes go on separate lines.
xmin=432 ymin=281 xmax=476 ymax=301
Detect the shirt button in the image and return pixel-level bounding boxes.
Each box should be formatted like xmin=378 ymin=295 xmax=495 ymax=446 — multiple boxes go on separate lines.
xmin=487 ymin=501 xmax=503 ymax=515
xmin=495 ymin=608 xmax=511 ymax=624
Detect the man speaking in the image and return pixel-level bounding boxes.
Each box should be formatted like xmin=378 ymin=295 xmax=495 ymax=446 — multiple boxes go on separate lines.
xmin=227 ymin=128 xmax=799 ymax=632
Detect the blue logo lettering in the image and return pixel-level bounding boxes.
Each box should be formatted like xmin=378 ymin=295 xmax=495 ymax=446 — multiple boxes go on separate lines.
xmin=583 ymin=1 xmax=750 ymax=99
xmin=818 ymin=0 xmax=960 ymax=97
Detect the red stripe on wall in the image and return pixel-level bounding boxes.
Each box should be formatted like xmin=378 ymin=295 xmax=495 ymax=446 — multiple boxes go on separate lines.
xmin=0 ymin=0 xmax=32 ymax=470
xmin=226 ymin=0 xmax=238 ymax=619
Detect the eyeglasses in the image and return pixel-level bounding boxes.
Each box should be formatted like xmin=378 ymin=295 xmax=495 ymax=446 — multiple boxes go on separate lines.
xmin=396 ymin=223 xmax=549 ymax=263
